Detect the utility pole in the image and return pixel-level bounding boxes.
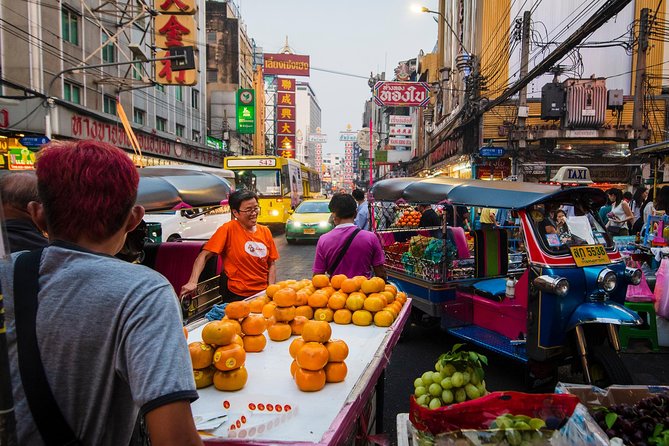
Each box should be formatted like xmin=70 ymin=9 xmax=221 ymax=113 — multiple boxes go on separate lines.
xmin=515 ymin=10 xmax=531 ymax=176
xmin=632 ymin=7 xmax=650 ymax=151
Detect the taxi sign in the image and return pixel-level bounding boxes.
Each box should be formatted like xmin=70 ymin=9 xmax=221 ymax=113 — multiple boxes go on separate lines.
xmin=569 ymin=245 xmax=610 ymax=267
xmin=550 ymin=166 xmax=593 ymax=184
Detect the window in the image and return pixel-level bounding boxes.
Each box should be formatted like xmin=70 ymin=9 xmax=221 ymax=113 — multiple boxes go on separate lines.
xmin=192 ymin=89 xmax=199 ymax=109
xmin=61 ymin=7 xmax=79 ymax=45
xmin=63 ymin=81 xmax=81 ymax=104
xmin=132 ymin=58 xmax=143 ymax=81
xmin=207 ymin=32 xmax=217 ymax=43
xmin=103 ymin=95 xmax=117 ymax=115
xmin=206 ymin=70 xmax=217 ymax=83
xmin=102 ymin=33 xmax=115 ymax=63
xmin=192 ymin=130 xmax=201 ymax=142
xmin=133 ymin=108 xmax=145 ymax=125
xmin=176 ymin=124 xmax=185 ymax=137
xmin=155 ymin=84 xmax=165 ymax=93
xmin=156 ymin=116 xmax=167 ymax=132
xmin=175 ymin=86 xmax=183 ymax=102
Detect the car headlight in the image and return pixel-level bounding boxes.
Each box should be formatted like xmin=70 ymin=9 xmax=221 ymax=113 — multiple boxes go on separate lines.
xmin=597 ymin=268 xmax=617 ymax=292
xmin=319 ymin=221 xmax=330 ymax=228
xmin=625 ymin=267 xmax=642 ymax=285
xmin=533 ymin=275 xmax=569 ymax=296
xmin=270 ymin=209 xmax=279 ymax=216
xmin=290 ymin=220 xmax=302 ymax=227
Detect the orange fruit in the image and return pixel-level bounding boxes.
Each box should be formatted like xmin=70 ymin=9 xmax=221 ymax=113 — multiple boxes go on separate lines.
xmin=374 ymin=310 xmax=394 ymax=327
xmin=328 ymin=292 xmax=347 ymax=310
xmin=193 ymin=366 xmax=215 ymax=389
xmin=308 ymin=291 xmax=329 ymax=308
xmin=371 ymin=277 xmax=386 ymax=292
xmin=320 ymin=286 xmax=335 ymax=297
xmin=249 ymin=297 xmax=266 ymax=313
xmin=262 ymin=301 xmax=278 ymax=318
xmin=231 ymin=333 xmax=244 ymax=348
xmin=380 ymin=291 xmax=395 ymax=304
xmin=330 ymin=274 xmax=348 ymax=290
xmin=295 ymin=305 xmax=314 ymax=319
xmin=340 ymin=279 xmax=359 ymax=294
xmin=290 ymin=359 xmax=299 ymax=378
xmin=314 ymin=307 xmax=334 ymax=322
xmin=243 ymin=334 xmax=267 ymax=352
xmin=353 ymin=276 xmax=367 ymax=288
xmin=213 ymin=366 xmax=248 ymax=391
xmin=396 ymin=292 xmax=407 ymax=304
xmin=296 ymin=341 xmax=329 ymax=371
xmin=295 ymin=289 xmax=311 ymax=306
xmin=352 ymin=310 xmax=373 ymax=326
xmin=301 ymin=320 xmax=332 ymax=343
xmin=333 ymin=309 xmax=352 ymax=325
xmin=312 ymin=274 xmax=330 ymax=288
xmin=266 ymin=284 xmax=281 ymax=298
xmin=360 ymin=279 xmax=377 ymax=295
xmin=295 ymin=367 xmax=326 ymax=392
xmin=267 ymin=322 xmax=292 ymax=341
xmin=383 ymin=305 xmax=398 ymax=319
xmin=363 ymin=296 xmax=385 ymax=313
xmin=324 ymin=361 xmax=348 ymax=383
xmin=241 ymin=313 xmax=267 ymax=336
xmin=265 ymin=315 xmax=277 ymax=328
xmin=385 ymin=284 xmax=398 ymax=295
xmin=325 ymin=339 xmax=349 ymax=362
xmin=221 ymin=319 xmax=242 ymax=337
xmin=189 ymin=342 xmax=214 ymax=369
xmin=345 ymin=293 xmax=365 ymax=311
xmin=202 ymin=320 xmax=237 ymax=346
xmin=212 ymin=343 xmax=246 ymax=371
xmin=369 ymin=292 xmax=388 ymax=306
xmin=290 ymin=315 xmax=309 ymax=335
xmin=274 ymin=305 xmax=296 ymax=322
xmin=289 ymin=337 xmax=306 ymax=358
xmin=274 ymin=288 xmax=297 ymax=307
xmin=225 ymin=301 xmax=251 ymax=319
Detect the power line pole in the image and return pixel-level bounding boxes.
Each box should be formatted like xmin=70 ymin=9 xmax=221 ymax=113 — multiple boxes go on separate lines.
xmin=515 ymin=10 xmax=531 ymax=176
xmin=632 ymin=7 xmax=650 ymax=151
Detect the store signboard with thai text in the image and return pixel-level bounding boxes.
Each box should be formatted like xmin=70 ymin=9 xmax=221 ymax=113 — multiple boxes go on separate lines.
xmin=373 ymin=81 xmax=430 ymax=107
xmin=389 ymin=115 xmax=412 ymax=125
xmin=264 ymin=53 xmax=310 ymax=76
xmin=154 ymin=0 xmax=198 ymax=86
xmin=339 ymin=132 xmax=357 ymax=142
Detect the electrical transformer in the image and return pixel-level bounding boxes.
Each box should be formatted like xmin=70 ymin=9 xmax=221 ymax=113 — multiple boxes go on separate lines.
xmin=541 ymin=83 xmax=566 ymax=120
xmin=564 ymin=78 xmax=607 ymax=128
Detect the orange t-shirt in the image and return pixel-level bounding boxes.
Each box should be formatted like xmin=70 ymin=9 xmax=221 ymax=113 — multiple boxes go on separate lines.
xmin=204 ymin=220 xmax=279 ymax=297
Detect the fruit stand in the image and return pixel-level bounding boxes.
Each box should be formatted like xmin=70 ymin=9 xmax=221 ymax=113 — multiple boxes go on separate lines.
xmin=186 ymin=277 xmax=412 ymax=445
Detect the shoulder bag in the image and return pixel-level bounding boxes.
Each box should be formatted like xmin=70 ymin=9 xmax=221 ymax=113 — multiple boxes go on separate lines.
xmin=326 ymin=228 xmax=361 ymax=276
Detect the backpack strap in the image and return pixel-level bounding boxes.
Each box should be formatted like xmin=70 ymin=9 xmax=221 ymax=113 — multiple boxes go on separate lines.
xmin=14 ymin=248 xmax=82 ymax=446
xmin=326 ymin=228 xmax=361 ymax=276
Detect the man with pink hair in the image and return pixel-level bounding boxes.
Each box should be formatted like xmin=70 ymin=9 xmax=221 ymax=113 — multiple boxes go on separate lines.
xmin=1 ymin=140 xmax=202 ymax=445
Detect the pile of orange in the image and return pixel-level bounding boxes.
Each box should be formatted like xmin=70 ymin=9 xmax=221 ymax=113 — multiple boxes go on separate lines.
xmin=189 ymin=319 xmax=248 ymax=391
xmin=289 ymin=320 xmax=349 ymax=392
xmin=394 ymin=209 xmax=421 ymax=227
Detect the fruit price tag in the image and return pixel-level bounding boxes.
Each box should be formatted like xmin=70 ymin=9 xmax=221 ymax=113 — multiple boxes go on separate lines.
xmin=569 ymin=244 xmax=610 ymax=267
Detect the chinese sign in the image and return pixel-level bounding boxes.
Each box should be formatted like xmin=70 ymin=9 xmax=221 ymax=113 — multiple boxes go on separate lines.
xmin=373 ymin=81 xmax=430 ymax=107
xmin=263 ymin=53 xmax=310 ymax=76
xmin=276 ymin=77 xmax=296 ymax=158
xmin=154 ymin=0 xmax=198 ymax=86
xmin=389 ymin=126 xmax=413 ymax=136
xmin=236 ymin=89 xmax=255 ymax=134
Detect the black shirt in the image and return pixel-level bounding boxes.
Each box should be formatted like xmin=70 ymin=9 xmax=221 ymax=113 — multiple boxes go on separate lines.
xmin=5 ymin=219 xmax=48 ymax=253
xmin=419 ymin=208 xmax=441 ymax=228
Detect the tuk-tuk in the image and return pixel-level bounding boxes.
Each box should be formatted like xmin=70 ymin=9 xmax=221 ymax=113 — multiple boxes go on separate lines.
xmin=370 ymin=176 xmax=643 ymax=387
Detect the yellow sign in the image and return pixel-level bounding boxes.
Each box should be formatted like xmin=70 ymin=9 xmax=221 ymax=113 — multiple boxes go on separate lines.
xmin=156 ymin=50 xmax=198 ymax=86
xmin=153 ymin=6 xmax=198 ymax=86
xmin=569 ymin=245 xmax=610 ymax=267
xmin=155 ymin=0 xmax=196 ymax=14
xmin=155 ymin=15 xmax=196 ymax=49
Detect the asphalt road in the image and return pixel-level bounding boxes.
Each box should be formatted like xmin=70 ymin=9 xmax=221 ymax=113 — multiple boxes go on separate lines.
xmin=272 ymin=233 xmax=669 ymax=446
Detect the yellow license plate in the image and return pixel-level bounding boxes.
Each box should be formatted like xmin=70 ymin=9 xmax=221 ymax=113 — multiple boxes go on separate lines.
xmin=569 ymin=244 xmax=610 ymax=267
xmin=303 ymin=229 xmax=316 ymax=235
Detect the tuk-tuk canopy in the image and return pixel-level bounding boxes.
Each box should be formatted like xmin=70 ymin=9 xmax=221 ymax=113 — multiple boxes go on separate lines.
xmin=370 ymin=176 xmax=607 ymax=209
xmin=137 ymin=167 xmax=234 ymax=211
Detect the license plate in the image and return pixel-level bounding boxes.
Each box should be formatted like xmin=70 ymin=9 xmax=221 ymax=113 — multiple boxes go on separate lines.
xmin=569 ymin=244 xmax=610 ymax=267
xmin=303 ymin=229 xmax=316 ymax=235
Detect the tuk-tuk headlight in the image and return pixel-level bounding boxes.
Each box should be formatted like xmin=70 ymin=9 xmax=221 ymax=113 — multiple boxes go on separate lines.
xmin=597 ymin=268 xmax=617 ymax=292
xmin=625 ymin=267 xmax=642 ymax=285
xmin=533 ymin=275 xmax=569 ymax=296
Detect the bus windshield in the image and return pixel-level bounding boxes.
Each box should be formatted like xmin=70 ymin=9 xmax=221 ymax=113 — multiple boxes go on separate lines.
xmin=236 ymin=169 xmax=281 ymax=197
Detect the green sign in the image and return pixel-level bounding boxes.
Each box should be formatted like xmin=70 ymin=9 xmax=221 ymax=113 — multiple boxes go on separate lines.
xmin=374 ymin=151 xmax=388 ymax=162
xmin=206 ymin=136 xmax=226 ymax=151
xmin=236 ymin=89 xmax=255 ymax=134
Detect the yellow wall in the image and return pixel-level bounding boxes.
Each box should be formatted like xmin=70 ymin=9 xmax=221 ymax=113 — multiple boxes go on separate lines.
xmin=632 ymin=1 xmax=666 ymax=95
xmin=479 ymin=0 xmax=511 ymax=99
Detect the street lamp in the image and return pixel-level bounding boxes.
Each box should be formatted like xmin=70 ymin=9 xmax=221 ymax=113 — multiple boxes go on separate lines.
xmin=414 ymin=5 xmax=470 ymax=55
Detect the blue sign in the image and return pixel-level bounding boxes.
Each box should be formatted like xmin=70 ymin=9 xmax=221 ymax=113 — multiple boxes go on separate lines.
xmin=19 ymin=136 xmax=50 ymax=147
xmin=479 ymin=147 xmax=505 ymax=158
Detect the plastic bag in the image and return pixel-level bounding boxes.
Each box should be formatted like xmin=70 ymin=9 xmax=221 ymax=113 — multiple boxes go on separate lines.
xmin=626 ymin=262 xmax=655 ymax=302
xmin=655 ymin=258 xmax=669 ymax=318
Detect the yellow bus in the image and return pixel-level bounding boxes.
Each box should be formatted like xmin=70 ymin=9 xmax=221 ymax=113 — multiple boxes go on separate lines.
xmin=223 ymin=156 xmax=321 ymax=227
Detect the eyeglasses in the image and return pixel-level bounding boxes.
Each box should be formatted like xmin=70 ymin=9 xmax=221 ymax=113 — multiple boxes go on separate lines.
xmin=238 ymin=206 xmax=261 ymax=214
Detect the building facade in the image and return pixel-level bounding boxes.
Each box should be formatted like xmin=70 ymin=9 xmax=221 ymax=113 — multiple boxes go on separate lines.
xmin=295 ymin=81 xmax=322 ymax=169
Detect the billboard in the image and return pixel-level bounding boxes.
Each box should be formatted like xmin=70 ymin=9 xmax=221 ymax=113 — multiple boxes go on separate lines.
xmin=264 ymin=53 xmax=310 ymax=76
xmin=236 ymin=89 xmax=255 ymax=134
xmin=275 ymin=76 xmax=296 ymax=156
xmin=154 ymin=0 xmax=198 ymax=86
xmin=373 ymin=81 xmax=430 ymax=107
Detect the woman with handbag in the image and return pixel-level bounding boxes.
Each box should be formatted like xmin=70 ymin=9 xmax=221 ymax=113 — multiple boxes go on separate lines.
xmin=605 ymin=188 xmax=634 ymax=236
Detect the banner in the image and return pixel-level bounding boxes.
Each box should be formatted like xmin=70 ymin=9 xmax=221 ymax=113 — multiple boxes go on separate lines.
xmin=264 ymin=53 xmax=310 ymax=76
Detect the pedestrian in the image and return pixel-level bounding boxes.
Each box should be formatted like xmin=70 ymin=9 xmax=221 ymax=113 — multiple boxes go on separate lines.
xmin=313 ymin=193 xmax=387 ymax=280
xmin=605 ymin=188 xmax=633 ymax=236
xmin=352 ymin=188 xmax=370 ymax=230
xmin=0 ymin=140 xmax=202 ymax=445
xmin=181 ymin=189 xmax=278 ymax=301
xmin=0 ymin=171 xmax=48 ymax=252
xmin=479 ymin=207 xmax=497 ymax=230
xmin=416 ymin=203 xmax=441 ymax=227
xmin=630 ymin=186 xmax=648 ymax=234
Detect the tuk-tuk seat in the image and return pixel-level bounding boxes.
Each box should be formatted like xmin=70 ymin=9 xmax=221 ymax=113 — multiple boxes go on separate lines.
xmin=473 ymin=229 xmax=509 ymax=277
xmin=469 ymin=278 xmax=506 ymax=302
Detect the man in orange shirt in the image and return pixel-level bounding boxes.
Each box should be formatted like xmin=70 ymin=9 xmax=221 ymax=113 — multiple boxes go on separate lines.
xmin=181 ymin=190 xmax=279 ymax=301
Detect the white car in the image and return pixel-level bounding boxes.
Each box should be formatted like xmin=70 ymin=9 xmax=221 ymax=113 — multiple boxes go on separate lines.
xmin=144 ymin=205 xmax=230 ymax=242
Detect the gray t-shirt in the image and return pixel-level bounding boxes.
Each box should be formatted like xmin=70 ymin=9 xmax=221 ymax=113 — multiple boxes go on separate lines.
xmin=2 ymin=242 xmax=198 ymax=445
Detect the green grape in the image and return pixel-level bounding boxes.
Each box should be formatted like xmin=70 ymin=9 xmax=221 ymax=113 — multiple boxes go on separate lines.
xmin=440 ymin=377 xmax=453 ymax=389
xmin=414 ymin=386 xmax=427 ymax=397
xmin=428 ymin=383 xmax=442 ymax=396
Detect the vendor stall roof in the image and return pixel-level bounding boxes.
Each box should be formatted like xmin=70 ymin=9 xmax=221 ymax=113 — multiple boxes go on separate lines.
xmin=370 ymin=176 xmax=606 ymax=209
xmin=137 ymin=167 xmax=233 ymax=211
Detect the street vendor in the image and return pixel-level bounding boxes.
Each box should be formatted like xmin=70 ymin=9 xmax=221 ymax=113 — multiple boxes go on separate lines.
xmin=181 ymin=189 xmax=279 ymax=301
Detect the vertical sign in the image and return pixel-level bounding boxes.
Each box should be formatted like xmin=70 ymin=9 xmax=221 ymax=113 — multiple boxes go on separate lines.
xmin=276 ymin=77 xmax=296 ymax=158
xmin=236 ymin=89 xmax=255 ymax=134
xmin=154 ymin=0 xmax=198 ymax=86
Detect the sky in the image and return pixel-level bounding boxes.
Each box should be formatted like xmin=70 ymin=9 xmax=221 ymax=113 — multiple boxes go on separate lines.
xmin=238 ymin=0 xmax=437 ymax=155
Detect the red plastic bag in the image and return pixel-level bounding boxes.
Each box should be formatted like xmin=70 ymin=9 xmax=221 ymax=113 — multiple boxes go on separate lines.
xmin=626 ymin=263 xmax=655 ymax=302
xmin=409 ymin=391 xmax=580 ymax=435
